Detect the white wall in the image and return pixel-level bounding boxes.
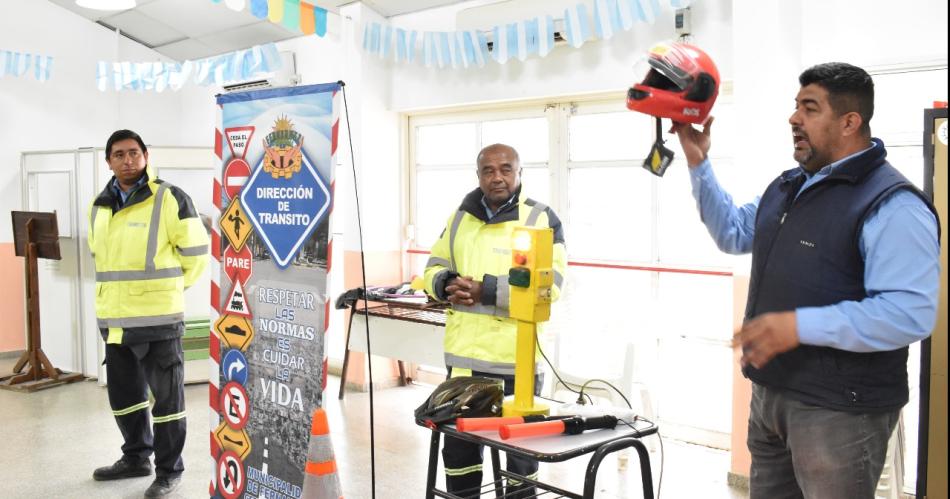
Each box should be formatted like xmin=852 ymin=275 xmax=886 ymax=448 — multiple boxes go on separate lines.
xmin=335 ymin=3 xmax=403 ymax=254
xmin=0 ymin=0 xmax=212 ymax=242
xmin=727 ymin=1 xmax=805 ymax=212
xmin=802 ymin=0 xmax=948 ymax=69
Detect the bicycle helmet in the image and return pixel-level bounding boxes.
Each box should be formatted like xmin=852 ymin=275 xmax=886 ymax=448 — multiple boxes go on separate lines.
xmin=415 ymin=376 xmax=504 ymax=428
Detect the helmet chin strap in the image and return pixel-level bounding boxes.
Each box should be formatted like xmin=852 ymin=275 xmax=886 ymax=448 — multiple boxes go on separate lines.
xmin=642 ymin=116 xmax=675 ymax=177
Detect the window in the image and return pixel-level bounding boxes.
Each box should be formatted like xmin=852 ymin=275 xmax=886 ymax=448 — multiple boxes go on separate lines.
xmin=408 ymin=96 xmax=737 ymax=448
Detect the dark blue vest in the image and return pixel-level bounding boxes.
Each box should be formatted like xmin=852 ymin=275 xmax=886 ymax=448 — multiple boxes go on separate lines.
xmin=745 ymin=139 xmax=935 ymax=412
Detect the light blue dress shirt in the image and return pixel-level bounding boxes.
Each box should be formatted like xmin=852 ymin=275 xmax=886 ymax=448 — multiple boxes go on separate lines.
xmin=688 ymin=143 xmax=940 ymax=353
xmin=111 ymin=174 xmax=148 ymax=206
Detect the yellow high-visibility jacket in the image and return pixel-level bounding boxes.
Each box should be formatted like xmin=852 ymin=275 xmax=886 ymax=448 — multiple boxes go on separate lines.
xmin=424 ymin=187 xmax=567 ymax=376
xmin=88 ymin=170 xmax=209 ymax=344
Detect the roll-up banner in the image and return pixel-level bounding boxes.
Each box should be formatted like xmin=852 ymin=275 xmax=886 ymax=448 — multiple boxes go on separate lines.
xmin=211 ymin=82 xmax=341 ymax=499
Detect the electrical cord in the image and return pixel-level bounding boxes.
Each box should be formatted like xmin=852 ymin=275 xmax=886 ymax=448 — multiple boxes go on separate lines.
xmin=534 ymin=330 xmax=593 ymax=405
xmin=340 ymin=81 xmax=376 ymax=499
xmin=656 ymin=428 xmax=665 ymax=499
xmin=618 ymin=416 xmax=665 ymax=499
xmin=579 ymin=378 xmax=633 ymax=410
xmin=533 ymin=331 xmax=634 ymax=409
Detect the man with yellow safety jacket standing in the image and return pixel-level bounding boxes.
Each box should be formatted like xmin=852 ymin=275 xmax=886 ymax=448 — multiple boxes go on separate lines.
xmin=424 ymin=143 xmax=567 ymax=498
xmin=88 ymin=130 xmax=208 ymax=498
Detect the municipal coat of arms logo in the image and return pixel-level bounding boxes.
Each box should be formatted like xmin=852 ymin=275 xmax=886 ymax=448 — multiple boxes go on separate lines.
xmin=262 ymin=116 xmax=304 ymax=179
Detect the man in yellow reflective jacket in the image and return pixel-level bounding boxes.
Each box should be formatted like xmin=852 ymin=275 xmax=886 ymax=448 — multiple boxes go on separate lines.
xmin=424 ymin=143 xmax=567 ymax=497
xmin=88 ymin=130 xmax=208 ymax=499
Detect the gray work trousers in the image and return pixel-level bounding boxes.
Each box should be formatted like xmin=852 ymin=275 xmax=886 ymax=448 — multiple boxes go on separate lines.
xmin=747 ymin=382 xmax=899 ymax=499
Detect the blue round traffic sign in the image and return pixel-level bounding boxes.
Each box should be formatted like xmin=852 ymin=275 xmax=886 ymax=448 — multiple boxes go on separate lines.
xmin=221 ymin=349 xmax=249 ymax=385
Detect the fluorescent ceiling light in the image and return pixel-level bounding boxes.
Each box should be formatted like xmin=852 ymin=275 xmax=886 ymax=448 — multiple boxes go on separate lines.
xmin=75 ymin=0 xmax=136 ymax=10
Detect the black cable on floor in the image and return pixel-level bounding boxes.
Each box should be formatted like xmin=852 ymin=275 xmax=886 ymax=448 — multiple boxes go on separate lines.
xmin=340 ymin=80 xmax=376 ymax=499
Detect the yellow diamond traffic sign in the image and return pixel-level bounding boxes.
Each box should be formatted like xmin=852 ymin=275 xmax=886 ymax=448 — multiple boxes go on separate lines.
xmin=214 ymin=315 xmax=254 ymax=351
xmin=214 ymin=421 xmax=252 ymax=460
xmin=220 ymin=197 xmax=251 ymax=251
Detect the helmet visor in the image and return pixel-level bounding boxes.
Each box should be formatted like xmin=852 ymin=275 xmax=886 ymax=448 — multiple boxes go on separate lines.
xmin=632 ymin=55 xmax=678 ymax=93
xmin=645 ymin=42 xmax=702 ymax=91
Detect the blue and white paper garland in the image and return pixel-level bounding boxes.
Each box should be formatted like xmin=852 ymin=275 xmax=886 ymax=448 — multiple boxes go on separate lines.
xmin=96 ymin=43 xmax=282 ymax=92
xmin=362 ymin=0 xmax=689 ymax=68
xmin=0 ymin=50 xmax=53 ymax=82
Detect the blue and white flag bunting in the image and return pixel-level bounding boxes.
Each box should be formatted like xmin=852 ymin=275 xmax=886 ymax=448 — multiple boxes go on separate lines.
xmin=11 ymin=0 xmax=688 ymax=88
xmin=593 ymin=0 xmax=623 ymax=40
xmin=446 ymin=32 xmax=462 ymax=69
xmin=376 ymin=25 xmax=482 ymax=69
xmin=438 ymin=32 xmax=452 ymax=69
xmin=618 ymin=0 xmax=636 ymax=29
xmin=516 ymin=20 xmax=535 ymax=61
xmin=537 ymin=16 xmax=555 ymax=56
xmin=33 ymin=54 xmax=53 ymax=82
xmin=464 ymin=30 xmax=489 ymax=67
xmin=453 ymin=32 xmax=467 ymax=68
xmin=632 ymin=0 xmax=663 ymax=24
xmin=491 ymin=24 xmax=509 ymax=64
xmin=370 ymin=22 xmax=381 ymax=53
xmin=360 ymin=0 xmax=684 ymax=68
xmin=395 ymin=28 xmax=418 ymax=63
xmin=564 ymin=4 xmax=592 ymax=48
xmin=380 ymin=24 xmax=393 ymax=59
xmin=422 ymin=32 xmax=435 ymax=68
xmin=96 ymin=42 xmax=281 ymax=92
xmin=1 ymin=50 xmax=53 ymax=82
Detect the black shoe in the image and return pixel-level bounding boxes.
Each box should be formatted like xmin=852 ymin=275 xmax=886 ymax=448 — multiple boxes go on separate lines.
xmin=93 ymin=458 xmax=153 ymax=481
xmin=144 ymin=474 xmax=182 ymax=498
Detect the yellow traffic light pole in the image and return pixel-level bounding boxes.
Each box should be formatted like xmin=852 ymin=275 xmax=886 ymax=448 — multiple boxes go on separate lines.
xmin=503 ymin=227 xmax=554 ymax=417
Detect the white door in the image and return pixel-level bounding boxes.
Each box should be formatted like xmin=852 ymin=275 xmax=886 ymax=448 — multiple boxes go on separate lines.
xmin=21 ymin=151 xmax=85 ymax=375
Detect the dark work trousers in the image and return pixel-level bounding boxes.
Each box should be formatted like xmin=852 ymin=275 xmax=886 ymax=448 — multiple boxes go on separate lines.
xmin=747 ymin=383 xmax=899 ymax=499
xmin=105 ymin=338 xmax=186 ymax=477
xmin=443 ymin=368 xmax=543 ymax=499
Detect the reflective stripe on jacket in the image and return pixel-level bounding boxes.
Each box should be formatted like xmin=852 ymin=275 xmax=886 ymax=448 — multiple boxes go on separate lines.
xmin=424 ymin=186 xmax=567 ymax=375
xmin=88 ymin=171 xmax=209 ymax=338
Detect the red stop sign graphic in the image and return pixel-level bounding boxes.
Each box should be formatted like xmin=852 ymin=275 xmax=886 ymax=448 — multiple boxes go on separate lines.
xmin=223 ymin=158 xmax=251 ymax=201
xmin=224 ymin=244 xmax=252 ymax=285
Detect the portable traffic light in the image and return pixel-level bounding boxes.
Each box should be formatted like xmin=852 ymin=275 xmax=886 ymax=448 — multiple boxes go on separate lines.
xmin=509 ymin=227 xmax=554 ymax=322
xmin=503 ymin=226 xmax=554 ymax=417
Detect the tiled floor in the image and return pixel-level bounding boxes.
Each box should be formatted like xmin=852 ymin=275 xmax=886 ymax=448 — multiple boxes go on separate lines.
xmin=0 ymin=355 xmax=748 ymax=498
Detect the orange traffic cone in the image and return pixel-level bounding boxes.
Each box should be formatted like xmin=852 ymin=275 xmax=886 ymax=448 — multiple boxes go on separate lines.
xmin=301 ymin=408 xmax=343 ymax=499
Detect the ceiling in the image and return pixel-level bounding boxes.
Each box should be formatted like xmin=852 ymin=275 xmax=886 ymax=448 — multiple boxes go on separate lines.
xmin=47 ymin=0 xmax=470 ymax=61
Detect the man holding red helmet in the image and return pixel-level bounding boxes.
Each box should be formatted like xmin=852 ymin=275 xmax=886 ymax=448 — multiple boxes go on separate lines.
xmin=637 ymin=51 xmax=940 ymax=497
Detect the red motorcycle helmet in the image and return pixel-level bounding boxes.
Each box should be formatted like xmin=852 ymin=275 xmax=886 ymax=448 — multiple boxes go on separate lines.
xmin=626 ymin=42 xmax=720 ymax=125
